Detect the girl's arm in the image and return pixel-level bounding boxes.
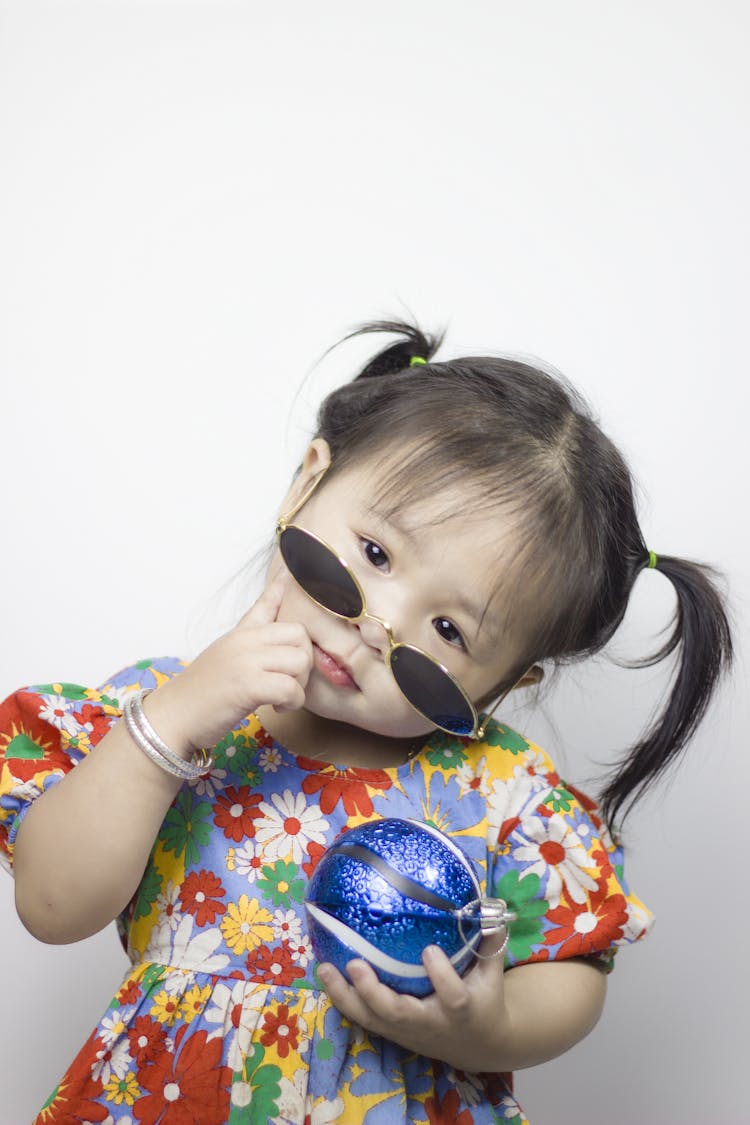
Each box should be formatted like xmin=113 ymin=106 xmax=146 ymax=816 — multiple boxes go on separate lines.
xmin=318 ymin=937 xmax=607 ymax=1073
xmin=13 ymin=576 xmax=312 ymax=944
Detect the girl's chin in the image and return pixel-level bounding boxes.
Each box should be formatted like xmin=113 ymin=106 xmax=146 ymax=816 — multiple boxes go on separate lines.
xmin=302 ymin=684 xmax=432 ymax=740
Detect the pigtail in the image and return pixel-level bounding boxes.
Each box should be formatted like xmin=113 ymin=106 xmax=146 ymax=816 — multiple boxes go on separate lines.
xmin=337 ymin=319 xmax=445 ymax=378
xmin=600 ymin=554 xmax=733 ymax=827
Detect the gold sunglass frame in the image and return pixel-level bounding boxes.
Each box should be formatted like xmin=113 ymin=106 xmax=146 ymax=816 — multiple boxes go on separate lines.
xmin=276 ymin=468 xmax=528 ymax=740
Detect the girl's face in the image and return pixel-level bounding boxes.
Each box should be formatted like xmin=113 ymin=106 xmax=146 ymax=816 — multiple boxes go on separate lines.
xmin=272 ymin=442 xmax=537 ymax=741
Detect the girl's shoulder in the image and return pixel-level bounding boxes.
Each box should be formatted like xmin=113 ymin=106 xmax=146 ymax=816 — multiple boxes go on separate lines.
xmin=437 ymin=717 xmax=558 ymax=788
xmin=451 ymin=716 xmax=615 ymax=843
xmin=0 ymin=657 xmax=186 ymax=873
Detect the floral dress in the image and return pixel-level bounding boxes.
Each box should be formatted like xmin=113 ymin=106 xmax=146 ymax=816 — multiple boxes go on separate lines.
xmin=0 ymin=658 xmax=652 ymax=1125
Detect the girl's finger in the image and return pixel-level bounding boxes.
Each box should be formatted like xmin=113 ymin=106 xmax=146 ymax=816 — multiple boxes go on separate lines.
xmin=474 ymin=931 xmax=509 ymax=975
xmin=318 ymin=963 xmax=383 ymax=1030
xmin=237 ymin=570 xmax=289 ymax=628
xmin=422 ymin=945 xmax=472 ymax=1015
xmin=345 ymin=959 xmax=417 ymax=1024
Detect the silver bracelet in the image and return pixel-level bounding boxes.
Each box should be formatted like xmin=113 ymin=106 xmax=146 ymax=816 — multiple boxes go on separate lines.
xmin=122 ymin=691 xmax=213 ymax=781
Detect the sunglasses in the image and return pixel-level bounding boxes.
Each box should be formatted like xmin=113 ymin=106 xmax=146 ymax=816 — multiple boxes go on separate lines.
xmin=276 ymin=469 xmax=524 ymax=739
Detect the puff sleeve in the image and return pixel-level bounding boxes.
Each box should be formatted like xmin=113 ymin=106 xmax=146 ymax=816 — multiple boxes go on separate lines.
xmin=482 ymin=725 xmax=653 ymax=972
xmin=0 ymin=657 xmax=185 ymax=874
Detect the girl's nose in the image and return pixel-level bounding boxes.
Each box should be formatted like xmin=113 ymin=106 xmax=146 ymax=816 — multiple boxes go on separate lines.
xmin=356 ymin=611 xmax=393 ymax=657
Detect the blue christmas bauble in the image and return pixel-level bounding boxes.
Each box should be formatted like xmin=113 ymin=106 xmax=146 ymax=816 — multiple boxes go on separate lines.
xmin=304 ymin=817 xmax=484 ymax=997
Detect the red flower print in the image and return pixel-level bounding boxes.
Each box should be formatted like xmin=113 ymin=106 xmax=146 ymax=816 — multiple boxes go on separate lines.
xmin=73 ymin=702 xmax=114 ymax=743
xmin=297 ymin=759 xmax=392 ymax=817
xmin=179 ymin=869 xmax=227 ymax=926
xmin=0 ymin=690 xmax=63 ymax=783
xmin=213 ymin=786 xmax=264 ymax=842
xmin=134 ymin=1027 xmax=231 ymax=1124
xmin=127 ymin=1015 xmax=169 ymax=1065
xmin=260 ymin=1003 xmax=300 ymax=1058
xmin=495 ymin=815 xmax=521 ymax=847
xmin=302 ymin=839 xmax=326 ymax=878
xmin=544 ymin=880 xmax=628 ymax=959
xmin=246 ymin=941 xmax=305 ymax=986
xmin=566 ymin=782 xmax=604 ymax=831
xmin=590 ymin=843 xmax=614 ymax=877
xmin=39 ymin=1029 xmax=108 ymax=1122
xmin=116 ymin=977 xmax=142 ymax=1005
xmin=425 ymin=1087 xmax=474 ymax=1125
xmin=254 ymin=727 xmax=274 ymax=751
xmin=483 ymin=1071 xmax=514 ymax=1103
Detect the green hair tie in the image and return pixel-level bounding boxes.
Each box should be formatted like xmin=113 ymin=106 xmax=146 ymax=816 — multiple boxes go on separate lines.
xmin=409 ymin=356 xmax=427 ymax=367
xmin=647 ymin=550 xmax=658 ymax=569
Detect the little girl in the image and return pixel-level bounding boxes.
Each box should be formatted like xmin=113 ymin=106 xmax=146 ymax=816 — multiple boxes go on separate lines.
xmin=1 ymin=320 xmax=732 ymax=1125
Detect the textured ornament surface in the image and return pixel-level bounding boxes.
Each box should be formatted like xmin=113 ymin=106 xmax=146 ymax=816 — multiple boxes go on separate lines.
xmin=305 ymin=817 xmax=483 ymax=996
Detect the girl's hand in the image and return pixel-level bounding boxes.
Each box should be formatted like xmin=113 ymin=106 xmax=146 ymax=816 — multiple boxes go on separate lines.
xmin=317 ymin=932 xmax=511 ymax=1074
xmin=147 ymin=572 xmax=313 ymax=753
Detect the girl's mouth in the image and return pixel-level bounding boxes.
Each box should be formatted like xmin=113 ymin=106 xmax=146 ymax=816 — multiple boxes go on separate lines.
xmin=313 ymin=644 xmax=358 ymax=689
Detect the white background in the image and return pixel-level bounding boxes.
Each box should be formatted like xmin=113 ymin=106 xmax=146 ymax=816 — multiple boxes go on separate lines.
xmin=1 ymin=2 xmax=748 ymax=1122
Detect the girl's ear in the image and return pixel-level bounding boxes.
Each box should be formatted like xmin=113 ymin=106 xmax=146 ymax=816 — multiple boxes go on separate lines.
xmin=278 ymin=438 xmax=332 ymax=516
xmin=515 ymin=664 xmax=544 ymax=689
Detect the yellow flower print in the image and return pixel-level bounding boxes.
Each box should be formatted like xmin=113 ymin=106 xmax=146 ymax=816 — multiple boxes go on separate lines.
xmin=104 ymin=1070 xmax=140 ymax=1106
xmin=180 ymin=983 xmax=212 ymax=1023
xmin=221 ymin=894 xmax=274 ymax=955
xmin=149 ymin=988 xmax=182 ymax=1025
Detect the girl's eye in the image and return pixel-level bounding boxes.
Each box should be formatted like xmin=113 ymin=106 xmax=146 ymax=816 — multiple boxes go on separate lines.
xmin=362 ymin=539 xmax=390 ymax=571
xmin=433 ymin=617 xmax=465 ymax=649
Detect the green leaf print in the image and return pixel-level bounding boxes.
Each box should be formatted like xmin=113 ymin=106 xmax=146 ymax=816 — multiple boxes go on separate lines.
xmin=492 ymin=870 xmax=547 ymax=962
xmin=160 ymin=789 xmax=213 ymax=866
xmin=229 ymin=1045 xmax=282 ymax=1124
xmin=256 ymin=860 xmax=305 ymax=906
xmin=5 ymin=733 xmax=44 ymax=761
xmin=33 ymin=682 xmax=91 ymax=700
xmin=133 ymin=863 xmax=163 ymax=921
xmin=213 ymin=730 xmax=263 ymax=783
xmin=492 ymin=1110 xmax=524 ymax=1124
xmin=316 ymin=1037 xmax=335 ymax=1060
xmin=425 ymin=733 xmax=469 ymax=771
xmin=140 ymin=963 xmax=168 ymax=997
xmin=544 ymin=786 xmax=575 ymax=814
xmin=482 ymin=724 xmax=530 ymax=754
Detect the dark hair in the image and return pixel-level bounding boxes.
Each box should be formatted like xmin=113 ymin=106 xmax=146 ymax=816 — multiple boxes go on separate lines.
xmin=313 ymin=319 xmax=733 ymax=827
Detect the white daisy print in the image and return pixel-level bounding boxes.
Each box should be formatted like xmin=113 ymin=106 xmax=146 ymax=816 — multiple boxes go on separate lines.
xmin=254 ymin=789 xmax=330 ymax=865
xmin=190 ymin=765 xmax=228 ymax=799
xmin=204 ymin=979 xmax=267 ymax=1069
xmin=512 ymin=814 xmax=598 ymax=907
xmin=486 ymin=773 xmax=549 ymax=846
xmin=623 ymin=897 xmax=655 ymax=942
xmin=273 ymin=1070 xmax=344 ymax=1125
xmin=288 ymin=934 xmax=313 ymax=966
xmin=258 ymin=745 xmax=282 ymax=772
xmin=143 ymin=915 xmax=230 ymax=975
xmin=92 ymin=1036 xmax=132 ymax=1084
xmin=99 ymin=1008 xmax=136 ymax=1048
xmin=445 ymin=1068 xmax=484 ymax=1107
xmin=272 ymin=907 xmax=303 ymax=945
xmin=37 ymin=695 xmax=80 ymax=734
xmin=154 ymin=881 xmax=183 ymax=933
xmin=455 ymin=754 xmax=491 ymax=799
xmin=169 ymin=916 xmax=230 ymax=974
xmin=226 ymin=839 xmax=267 ymax=883
xmin=513 ymin=748 xmax=555 ymax=783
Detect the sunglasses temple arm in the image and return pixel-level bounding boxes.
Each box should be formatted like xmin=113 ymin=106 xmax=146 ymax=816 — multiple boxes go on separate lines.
xmin=279 ymin=466 xmax=331 ymax=527
xmin=474 ymin=666 xmax=537 ymax=740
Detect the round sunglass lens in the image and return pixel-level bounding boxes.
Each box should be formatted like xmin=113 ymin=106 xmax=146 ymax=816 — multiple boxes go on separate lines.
xmin=389 ymin=646 xmax=475 ymax=736
xmin=280 ymin=526 xmax=363 ymax=618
